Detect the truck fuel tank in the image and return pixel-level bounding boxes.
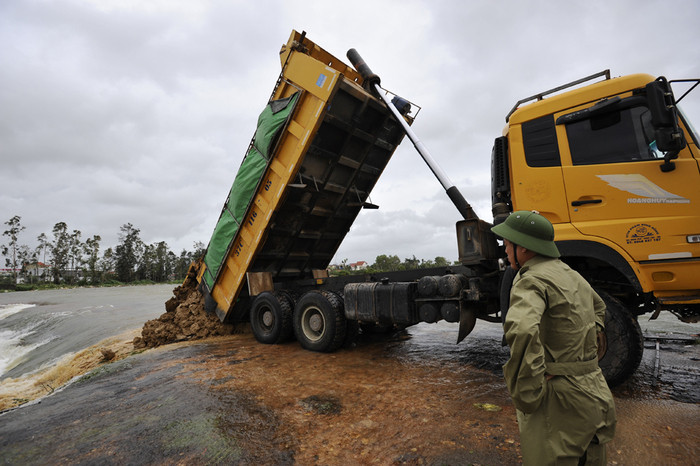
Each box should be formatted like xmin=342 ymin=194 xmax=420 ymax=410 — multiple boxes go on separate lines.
xmin=344 ymin=281 xmax=418 ymax=326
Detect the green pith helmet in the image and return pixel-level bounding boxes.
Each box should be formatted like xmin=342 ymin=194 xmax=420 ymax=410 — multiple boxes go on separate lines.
xmin=491 ymin=210 xmax=560 ymax=258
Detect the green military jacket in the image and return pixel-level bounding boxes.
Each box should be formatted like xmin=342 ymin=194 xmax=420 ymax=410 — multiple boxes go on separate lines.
xmin=503 ymin=256 xmax=616 ymax=465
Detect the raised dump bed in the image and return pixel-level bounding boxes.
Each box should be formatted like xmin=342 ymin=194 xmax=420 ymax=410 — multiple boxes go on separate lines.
xmin=196 ymin=30 xmax=413 ymax=322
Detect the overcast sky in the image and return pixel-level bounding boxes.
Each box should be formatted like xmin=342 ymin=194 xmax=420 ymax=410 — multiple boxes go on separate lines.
xmin=2 ymin=0 xmax=699 ymax=266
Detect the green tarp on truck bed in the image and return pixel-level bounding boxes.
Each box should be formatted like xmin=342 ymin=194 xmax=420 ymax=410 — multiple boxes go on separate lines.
xmin=202 ymin=93 xmax=299 ymax=289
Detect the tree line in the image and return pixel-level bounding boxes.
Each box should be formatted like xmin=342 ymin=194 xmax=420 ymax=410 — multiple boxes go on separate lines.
xmin=2 ymin=214 xmax=457 ymax=287
xmin=332 ymin=254 xmax=456 ymax=276
xmin=1 ymin=215 xmax=204 ymax=286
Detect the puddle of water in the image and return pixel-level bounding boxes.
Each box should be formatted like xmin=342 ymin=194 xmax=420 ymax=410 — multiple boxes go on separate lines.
xmin=612 ymin=340 xmax=700 ymax=404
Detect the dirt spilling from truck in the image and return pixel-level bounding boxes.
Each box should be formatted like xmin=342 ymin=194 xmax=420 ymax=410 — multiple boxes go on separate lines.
xmin=133 ymin=274 xmax=238 ymax=349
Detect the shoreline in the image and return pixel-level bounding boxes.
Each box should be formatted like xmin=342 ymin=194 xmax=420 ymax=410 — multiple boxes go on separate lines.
xmin=0 ymin=328 xmax=145 ymax=412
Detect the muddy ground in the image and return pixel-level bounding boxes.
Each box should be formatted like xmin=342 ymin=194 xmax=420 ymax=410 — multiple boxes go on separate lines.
xmin=1 ymin=321 xmax=699 ymax=465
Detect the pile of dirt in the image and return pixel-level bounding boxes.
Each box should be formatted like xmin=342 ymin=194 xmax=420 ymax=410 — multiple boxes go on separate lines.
xmin=133 ymin=278 xmax=235 ymax=349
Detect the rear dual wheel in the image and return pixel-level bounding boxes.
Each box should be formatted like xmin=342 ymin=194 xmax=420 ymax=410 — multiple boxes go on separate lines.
xmin=293 ymin=290 xmax=347 ymax=353
xmin=250 ymin=291 xmax=294 ymax=344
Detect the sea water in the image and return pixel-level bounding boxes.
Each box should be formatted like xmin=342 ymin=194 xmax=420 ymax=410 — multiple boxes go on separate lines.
xmin=0 ymin=284 xmax=173 ymax=381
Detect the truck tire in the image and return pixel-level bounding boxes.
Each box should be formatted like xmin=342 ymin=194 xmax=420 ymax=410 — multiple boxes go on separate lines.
xmin=596 ymin=289 xmax=644 ymax=387
xmin=293 ymin=290 xmax=347 ymax=352
xmin=250 ymin=292 xmax=294 ymax=344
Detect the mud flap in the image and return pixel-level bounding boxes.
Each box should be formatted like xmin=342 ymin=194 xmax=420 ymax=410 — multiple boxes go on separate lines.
xmin=457 ymin=277 xmax=482 ymax=343
xmin=457 ymin=306 xmax=476 ymax=344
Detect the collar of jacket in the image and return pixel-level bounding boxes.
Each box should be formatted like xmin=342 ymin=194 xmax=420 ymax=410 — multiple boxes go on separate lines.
xmin=516 ymin=254 xmax=556 ymax=277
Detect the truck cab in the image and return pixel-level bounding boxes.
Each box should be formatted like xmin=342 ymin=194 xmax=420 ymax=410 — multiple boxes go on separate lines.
xmin=491 ymin=72 xmax=700 ymax=383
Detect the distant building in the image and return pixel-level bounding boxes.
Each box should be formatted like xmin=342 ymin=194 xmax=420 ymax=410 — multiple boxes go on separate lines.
xmin=349 ymin=261 xmax=368 ymax=271
xmin=328 ymin=261 xmax=368 ymax=272
xmin=24 ymin=262 xmax=50 ymax=278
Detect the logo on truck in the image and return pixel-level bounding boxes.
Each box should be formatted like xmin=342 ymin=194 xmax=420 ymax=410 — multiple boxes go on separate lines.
xmin=597 ymin=174 xmax=690 ymax=204
xmin=626 ymin=223 xmax=661 ymax=244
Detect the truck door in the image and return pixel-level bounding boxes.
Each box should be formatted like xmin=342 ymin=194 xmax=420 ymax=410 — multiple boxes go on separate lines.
xmin=556 ymin=98 xmax=700 ymax=264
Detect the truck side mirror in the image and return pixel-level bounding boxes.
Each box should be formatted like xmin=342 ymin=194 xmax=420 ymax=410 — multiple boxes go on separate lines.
xmin=646 ymin=78 xmax=686 ymax=172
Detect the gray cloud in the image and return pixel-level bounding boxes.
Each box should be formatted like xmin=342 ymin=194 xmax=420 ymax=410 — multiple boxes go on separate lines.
xmin=1 ymin=0 xmax=698 ymax=265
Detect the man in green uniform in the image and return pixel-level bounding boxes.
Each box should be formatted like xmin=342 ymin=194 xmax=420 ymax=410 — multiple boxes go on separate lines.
xmin=492 ymin=211 xmax=616 ymax=465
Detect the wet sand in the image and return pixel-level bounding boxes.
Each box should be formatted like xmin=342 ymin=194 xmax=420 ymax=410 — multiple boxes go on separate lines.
xmin=1 ymin=329 xmax=699 ymax=465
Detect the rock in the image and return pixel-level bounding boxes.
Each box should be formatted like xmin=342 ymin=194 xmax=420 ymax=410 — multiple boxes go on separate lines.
xmin=99 ymin=348 xmax=116 ymax=361
xmin=164 ymin=296 xmax=179 ymax=313
xmin=299 ymin=395 xmax=342 ymax=415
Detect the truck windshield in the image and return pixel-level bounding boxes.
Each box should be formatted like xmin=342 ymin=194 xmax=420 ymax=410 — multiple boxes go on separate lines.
xmin=565 ymin=105 xmax=665 ymax=165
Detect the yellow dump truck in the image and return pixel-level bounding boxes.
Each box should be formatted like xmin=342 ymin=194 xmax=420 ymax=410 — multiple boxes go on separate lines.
xmin=191 ymin=30 xmax=699 ymax=386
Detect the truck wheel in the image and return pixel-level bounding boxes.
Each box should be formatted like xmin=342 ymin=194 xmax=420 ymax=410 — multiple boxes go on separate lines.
xmin=293 ymin=291 xmax=347 ymax=352
xmin=250 ymin=292 xmax=294 ymax=344
xmin=596 ymin=289 xmax=644 ymax=387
